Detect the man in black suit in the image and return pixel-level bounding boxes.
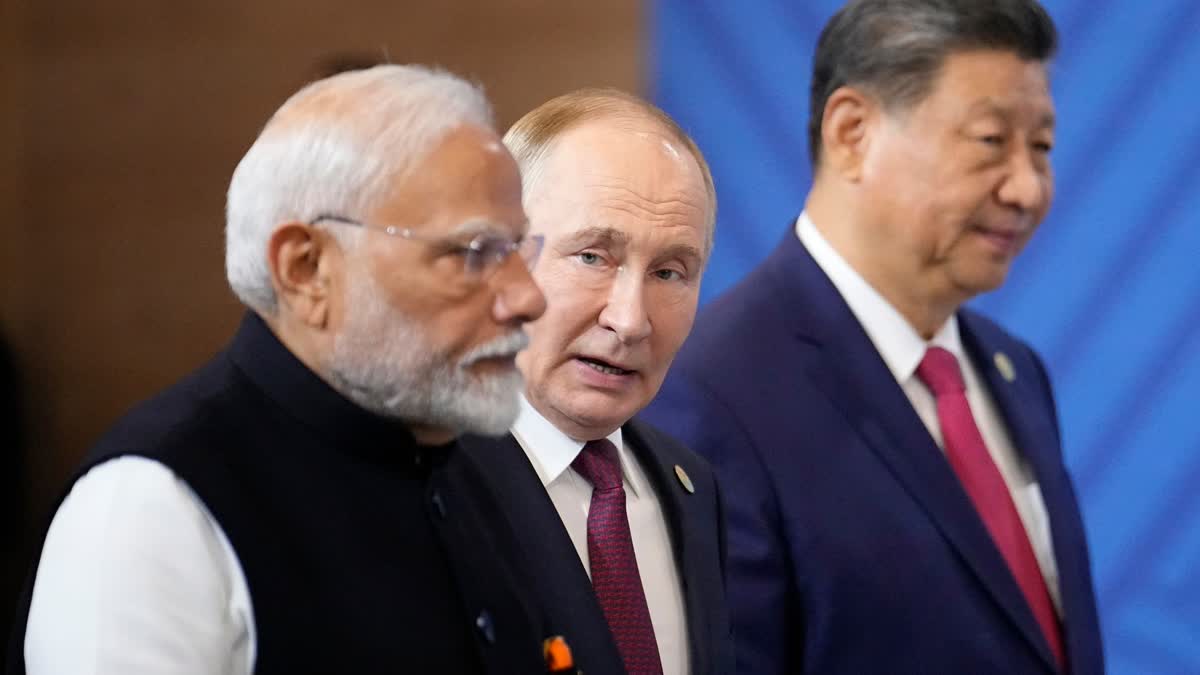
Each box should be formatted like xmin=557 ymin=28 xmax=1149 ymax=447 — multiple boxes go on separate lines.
xmin=11 ymin=64 xmax=563 ymax=674
xmin=458 ymin=89 xmax=733 ymax=675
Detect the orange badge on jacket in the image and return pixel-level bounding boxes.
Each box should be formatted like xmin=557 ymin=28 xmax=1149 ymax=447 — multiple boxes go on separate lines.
xmin=543 ymin=635 xmax=575 ymax=672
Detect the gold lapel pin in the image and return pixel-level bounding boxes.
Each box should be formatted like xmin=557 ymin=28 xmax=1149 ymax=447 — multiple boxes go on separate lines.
xmin=994 ymin=352 xmax=1016 ymax=383
xmin=675 ymin=464 xmax=695 ymax=494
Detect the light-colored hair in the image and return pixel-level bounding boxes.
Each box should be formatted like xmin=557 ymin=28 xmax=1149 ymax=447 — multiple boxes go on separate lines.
xmin=502 ymin=87 xmax=717 ymax=256
xmin=225 ymin=64 xmax=494 ymax=314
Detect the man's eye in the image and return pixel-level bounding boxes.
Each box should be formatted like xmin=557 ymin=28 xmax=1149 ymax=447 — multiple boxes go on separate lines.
xmin=654 ymin=269 xmax=684 ymax=282
xmin=978 ymin=134 xmax=1005 ymax=146
xmin=578 ymin=252 xmax=603 ymax=266
xmin=480 ymin=238 xmax=516 ymax=259
xmin=434 ymin=243 xmax=472 ymax=258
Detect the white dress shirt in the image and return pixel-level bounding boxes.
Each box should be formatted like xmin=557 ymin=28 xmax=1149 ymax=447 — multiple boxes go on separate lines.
xmin=796 ymin=212 xmax=1062 ymax=612
xmin=511 ymin=396 xmax=691 ymax=675
xmin=24 ymin=456 xmax=255 ymax=674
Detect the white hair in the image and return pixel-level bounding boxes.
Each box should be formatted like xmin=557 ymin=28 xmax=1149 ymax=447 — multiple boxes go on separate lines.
xmin=328 ymin=260 xmax=530 ymax=435
xmin=225 ymin=64 xmax=494 ymax=314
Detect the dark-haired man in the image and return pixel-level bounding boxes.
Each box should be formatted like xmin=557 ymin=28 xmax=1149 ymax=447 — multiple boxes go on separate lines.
xmin=643 ymin=1 xmax=1104 ymax=672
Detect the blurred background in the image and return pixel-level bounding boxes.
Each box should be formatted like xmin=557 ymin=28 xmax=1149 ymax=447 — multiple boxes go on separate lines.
xmin=1 ymin=0 xmax=1195 ymax=672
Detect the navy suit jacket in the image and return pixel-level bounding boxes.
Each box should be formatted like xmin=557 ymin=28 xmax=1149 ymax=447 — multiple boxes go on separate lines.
xmin=458 ymin=419 xmax=735 ymax=675
xmin=641 ymin=228 xmax=1104 ymax=674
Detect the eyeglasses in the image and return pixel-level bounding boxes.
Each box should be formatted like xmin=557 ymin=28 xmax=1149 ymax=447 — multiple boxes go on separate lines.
xmin=310 ymin=214 xmax=544 ymax=280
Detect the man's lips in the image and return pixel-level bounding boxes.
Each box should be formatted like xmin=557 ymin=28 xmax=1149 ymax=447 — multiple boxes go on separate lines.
xmin=575 ymin=356 xmax=638 ymax=376
xmin=972 ymin=225 xmax=1028 ymax=253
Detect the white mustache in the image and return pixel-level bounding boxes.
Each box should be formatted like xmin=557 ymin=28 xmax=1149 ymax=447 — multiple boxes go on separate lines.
xmin=459 ymin=331 xmax=530 ymax=368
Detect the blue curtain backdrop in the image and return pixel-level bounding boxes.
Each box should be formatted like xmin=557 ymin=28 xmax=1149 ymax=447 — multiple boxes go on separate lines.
xmin=650 ymin=1 xmax=1200 ymax=672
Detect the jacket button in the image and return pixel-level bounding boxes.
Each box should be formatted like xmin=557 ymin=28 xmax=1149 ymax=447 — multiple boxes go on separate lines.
xmin=475 ymin=610 xmax=496 ymax=644
xmin=431 ymin=490 xmax=447 ymax=518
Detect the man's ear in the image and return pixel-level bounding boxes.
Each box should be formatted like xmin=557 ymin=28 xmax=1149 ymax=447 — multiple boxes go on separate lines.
xmin=266 ymin=222 xmax=338 ymax=328
xmin=820 ymin=85 xmax=879 ymax=182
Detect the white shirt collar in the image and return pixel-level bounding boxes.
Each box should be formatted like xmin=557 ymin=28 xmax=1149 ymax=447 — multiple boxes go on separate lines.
xmin=511 ymin=395 xmax=641 ymax=497
xmin=795 ymin=212 xmax=965 ymax=383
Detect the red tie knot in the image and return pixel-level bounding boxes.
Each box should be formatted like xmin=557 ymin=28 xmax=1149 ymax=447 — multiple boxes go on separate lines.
xmin=916 ymin=346 xmax=967 ymax=397
xmin=572 ymin=438 xmax=622 ymax=491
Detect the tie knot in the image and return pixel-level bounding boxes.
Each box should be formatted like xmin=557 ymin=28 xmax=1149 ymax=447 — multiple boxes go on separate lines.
xmin=916 ymin=346 xmax=967 ymax=397
xmin=572 ymin=439 xmax=622 ymax=491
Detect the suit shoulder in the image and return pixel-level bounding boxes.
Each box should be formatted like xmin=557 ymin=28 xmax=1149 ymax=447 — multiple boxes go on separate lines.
xmin=960 ymin=307 xmax=1024 ymax=344
xmin=627 ymin=418 xmax=715 ymax=480
xmin=959 ymin=307 xmax=1045 ymax=364
xmin=959 ymin=307 xmax=1057 ymax=407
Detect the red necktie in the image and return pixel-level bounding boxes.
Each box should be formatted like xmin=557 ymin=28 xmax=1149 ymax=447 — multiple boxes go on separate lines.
xmin=917 ymin=346 xmax=1065 ymax=668
xmin=572 ymin=439 xmax=664 ymax=675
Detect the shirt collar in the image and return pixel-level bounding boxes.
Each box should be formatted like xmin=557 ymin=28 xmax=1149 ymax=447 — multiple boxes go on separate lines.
xmin=511 ymin=396 xmax=641 ymax=497
xmin=795 ymin=212 xmax=965 ymax=383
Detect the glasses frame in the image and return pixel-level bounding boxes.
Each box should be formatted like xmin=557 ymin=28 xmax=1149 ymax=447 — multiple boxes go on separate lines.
xmin=309 ymin=213 xmax=543 ymax=279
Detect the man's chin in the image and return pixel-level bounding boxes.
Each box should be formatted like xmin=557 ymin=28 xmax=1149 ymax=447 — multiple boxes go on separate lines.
xmin=434 ymin=371 xmax=525 ymax=437
xmin=560 ymin=399 xmax=638 ymax=438
xmin=952 ymin=260 xmax=1014 ymax=298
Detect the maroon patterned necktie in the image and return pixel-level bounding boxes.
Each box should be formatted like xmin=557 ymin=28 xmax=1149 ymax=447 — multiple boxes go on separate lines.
xmin=571 ymin=439 xmax=664 ymax=675
xmin=916 ymin=346 xmax=1065 ymax=668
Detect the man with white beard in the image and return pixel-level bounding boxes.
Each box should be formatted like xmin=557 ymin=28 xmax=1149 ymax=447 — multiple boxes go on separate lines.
xmin=10 ymin=65 xmax=558 ymax=675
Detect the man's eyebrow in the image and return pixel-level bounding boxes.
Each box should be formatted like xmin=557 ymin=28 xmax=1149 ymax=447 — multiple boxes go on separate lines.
xmin=965 ymin=98 xmax=1056 ymax=130
xmin=657 ymin=243 xmax=705 ymax=265
xmin=560 ymin=226 xmax=632 ymax=247
xmin=448 ymin=218 xmax=528 ymax=239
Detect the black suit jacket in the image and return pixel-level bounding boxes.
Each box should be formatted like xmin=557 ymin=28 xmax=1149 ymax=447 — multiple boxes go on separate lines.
xmin=458 ymin=420 xmax=735 ymax=675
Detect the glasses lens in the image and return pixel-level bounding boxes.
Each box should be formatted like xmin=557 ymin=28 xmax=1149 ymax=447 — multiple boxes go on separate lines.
xmin=465 ymin=235 xmax=512 ymax=277
xmin=464 ymin=234 xmax=543 ymax=280
xmin=519 ymin=235 xmax=544 ymax=268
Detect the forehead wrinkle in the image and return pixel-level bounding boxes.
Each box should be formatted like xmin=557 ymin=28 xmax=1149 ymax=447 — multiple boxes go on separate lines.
xmin=596 ymin=200 xmax=705 ymax=230
xmin=965 ymin=95 xmax=1052 ymax=117
xmin=584 ymin=179 xmax=706 ymax=222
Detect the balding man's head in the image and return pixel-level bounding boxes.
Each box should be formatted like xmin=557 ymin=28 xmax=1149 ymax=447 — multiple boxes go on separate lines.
xmin=503 ymin=88 xmax=717 ymax=258
xmin=507 ymin=89 xmax=713 ymax=441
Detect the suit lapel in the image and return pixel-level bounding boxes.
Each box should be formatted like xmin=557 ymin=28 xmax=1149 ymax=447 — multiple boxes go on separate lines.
xmin=960 ymin=314 xmax=1094 ymax=671
xmin=623 ymin=421 xmax=712 ymax=675
xmin=768 ymin=229 xmax=1057 ymax=670
xmin=457 ymin=433 xmax=624 ymax=674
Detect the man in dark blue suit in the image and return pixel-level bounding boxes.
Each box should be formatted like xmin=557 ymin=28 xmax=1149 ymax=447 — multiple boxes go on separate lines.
xmin=459 ymin=89 xmax=733 ymax=675
xmin=642 ymin=1 xmax=1104 ymax=673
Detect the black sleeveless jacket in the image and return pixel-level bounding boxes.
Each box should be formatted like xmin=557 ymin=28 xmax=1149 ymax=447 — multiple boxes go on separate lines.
xmin=8 ymin=313 xmax=557 ymax=674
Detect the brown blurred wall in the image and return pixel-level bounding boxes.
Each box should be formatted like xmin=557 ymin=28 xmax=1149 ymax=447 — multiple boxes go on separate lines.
xmin=2 ymin=0 xmax=643 ymax=528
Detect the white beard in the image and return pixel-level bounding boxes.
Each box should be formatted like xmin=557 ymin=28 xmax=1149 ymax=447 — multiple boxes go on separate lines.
xmin=326 ymin=270 xmax=527 ymax=437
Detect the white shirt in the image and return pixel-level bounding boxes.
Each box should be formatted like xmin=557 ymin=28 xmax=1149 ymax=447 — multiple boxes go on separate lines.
xmin=796 ymin=213 xmax=1062 ymax=612
xmin=24 ymin=456 xmax=255 ymax=675
xmin=511 ymin=396 xmax=691 ymax=675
